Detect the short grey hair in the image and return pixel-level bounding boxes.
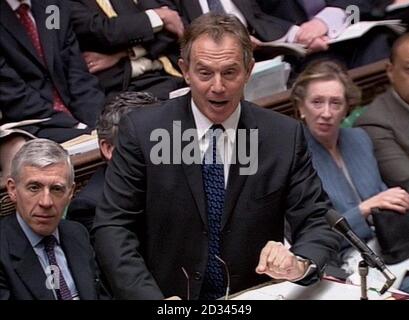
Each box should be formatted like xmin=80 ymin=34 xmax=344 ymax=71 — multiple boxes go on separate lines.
xmin=10 ymin=139 xmax=74 ymax=185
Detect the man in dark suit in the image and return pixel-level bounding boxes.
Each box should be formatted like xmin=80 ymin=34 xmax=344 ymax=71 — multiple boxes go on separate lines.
xmin=70 ymin=0 xmax=186 ymax=98
xmin=158 ymin=0 xmax=293 ymax=43
xmin=67 ymin=91 xmax=158 ymax=232
xmin=93 ymin=13 xmax=340 ymax=300
xmin=0 ymin=0 xmax=105 ymax=142
xmin=355 ymin=33 xmax=409 ymax=190
xmin=257 ymin=0 xmax=394 ymax=69
xmin=0 ymin=139 xmax=101 ymax=300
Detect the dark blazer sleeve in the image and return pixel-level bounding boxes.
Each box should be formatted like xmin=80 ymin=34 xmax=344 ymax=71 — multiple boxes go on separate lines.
xmin=60 ymin=13 xmax=105 ymax=127
xmin=93 ymin=113 xmax=164 ymax=300
xmin=0 ymin=257 xmax=11 ymax=300
xmin=236 ymin=0 xmax=293 ymax=40
xmin=70 ymin=0 xmax=156 ymax=52
xmin=0 ymin=55 xmax=59 ymax=123
xmin=285 ymin=123 xmax=341 ymax=283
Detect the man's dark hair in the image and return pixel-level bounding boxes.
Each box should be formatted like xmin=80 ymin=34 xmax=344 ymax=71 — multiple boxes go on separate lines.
xmin=96 ymin=91 xmax=158 ymax=145
xmin=180 ymin=12 xmax=253 ymax=71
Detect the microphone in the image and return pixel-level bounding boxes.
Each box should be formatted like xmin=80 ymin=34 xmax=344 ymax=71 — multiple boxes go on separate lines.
xmin=326 ymin=209 xmax=396 ymax=294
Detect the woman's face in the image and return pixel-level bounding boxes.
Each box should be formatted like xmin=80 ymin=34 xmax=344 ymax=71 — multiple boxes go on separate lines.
xmin=299 ymin=79 xmax=348 ymax=144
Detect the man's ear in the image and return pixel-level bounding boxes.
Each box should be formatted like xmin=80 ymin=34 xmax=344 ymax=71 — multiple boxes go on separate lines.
xmin=386 ymin=61 xmax=394 ymax=83
xmin=68 ymin=182 xmax=76 ymax=201
xmin=99 ymin=139 xmax=115 ymax=161
xmin=6 ymin=178 xmax=17 ymax=203
xmin=178 ymin=58 xmax=190 ymax=84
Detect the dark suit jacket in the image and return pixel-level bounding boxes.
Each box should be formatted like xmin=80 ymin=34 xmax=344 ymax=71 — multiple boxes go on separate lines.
xmin=256 ymin=0 xmax=392 ymax=68
xmin=257 ymin=0 xmax=375 ymax=24
xmin=70 ymin=0 xmax=182 ymax=95
xmin=0 ymin=0 xmax=105 ymax=142
xmin=0 ymin=214 xmax=100 ymax=300
xmin=67 ymin=165 xmax=106 ymax=232
xmin=355 ymin=89 xmax=409 ymax=190
xmin=93 ymin=93 xmax=341 ymax=300
xmin=159 ymin=0 xmax=292 ymax=41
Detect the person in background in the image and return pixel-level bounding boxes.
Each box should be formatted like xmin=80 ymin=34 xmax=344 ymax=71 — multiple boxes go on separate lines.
xmin=70 ymin=0 xmax=185 ymax=99
xmin=0 ymin=139 xmax=102 ymax=300
xmin=92 ymin=13 xmax=340 ymax=300
xmin=355 ymin=33 xmax=409 ymax=190
xmin=66 ymin=91 xmax=158 ymax=232
xmin=292 ymin=59 xmax=409 ymax=290
xmin=157 ymin=0 xmax=300 ymax=59
xmin=0 ymin=0 xmax=105 ymax=180
xmin=257 ymin=0 xmax=394 ymax=69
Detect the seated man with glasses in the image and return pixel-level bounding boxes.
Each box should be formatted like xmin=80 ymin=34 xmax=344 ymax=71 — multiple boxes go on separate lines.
xmin=93 ymin=13 xmax=341 ymax=300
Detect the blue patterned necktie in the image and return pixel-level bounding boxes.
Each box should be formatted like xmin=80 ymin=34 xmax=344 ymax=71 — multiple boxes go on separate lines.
xmin=43 ymin=235 xmax=73 ymax=300
xmin=207 ymin=0 xmax=225 ymax=14
xmin=201 ymin=124 xmax=225 ymax=300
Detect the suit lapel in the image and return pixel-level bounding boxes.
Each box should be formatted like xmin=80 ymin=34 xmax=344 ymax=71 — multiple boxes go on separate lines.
xmin=59 ymin=222 xmax=96 ymax=300
xmin=0 ymin=0 xmax=44 ymax=66
xmin=31 ymin=0 xmax=54 ymax=74
xmin=8 ymin=215 xmax=55 ymax=300
xmin=178 ymin=95 xmax=208 ymax=227
xmin=222 ymin=102 xmax=258 ymax=230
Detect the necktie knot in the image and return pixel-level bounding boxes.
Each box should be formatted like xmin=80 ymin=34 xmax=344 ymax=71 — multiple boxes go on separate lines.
xmin=16 ymin=3 xmax=30 ymax=15
xmin=210 ymin=124 xmax=224 ymax=132
xmin=207 ymin=0 xmax=225 ymax=14
xmin=43 ymin=235 xmax=58 ymax=252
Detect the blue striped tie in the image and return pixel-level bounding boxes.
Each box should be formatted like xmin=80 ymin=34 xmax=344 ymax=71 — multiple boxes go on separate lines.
xmin=201 ymin=124 xmax=225 ymax=300
xmin=207 ymin=0 xmax=225 ymax=14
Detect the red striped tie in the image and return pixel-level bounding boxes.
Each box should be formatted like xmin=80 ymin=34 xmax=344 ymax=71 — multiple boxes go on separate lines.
xmin=16 ymin=4 xmax=72 ymax=115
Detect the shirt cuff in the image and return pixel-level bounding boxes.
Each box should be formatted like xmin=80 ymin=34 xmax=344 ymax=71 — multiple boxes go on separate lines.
xmin=129 ymin=46 xmax=148 ymax=60
xmin=314 ymin=7 xmax=347 ymax=39
xmin=285 ymin=25 xmax=300 ymax=43
xmin=291 ymin=256 xmax=317 ymax=282
xmin=75 ymin=122 xmax=87 ymax=129
xmin=145 ymin=9 xmax=163 ymax=33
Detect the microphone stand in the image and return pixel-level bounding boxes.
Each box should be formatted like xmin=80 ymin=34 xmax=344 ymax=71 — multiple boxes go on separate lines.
xmin=359 ymin=250 xmax=396 ymax=296
xmin=359 ymin=260 xmax=368 ymax=300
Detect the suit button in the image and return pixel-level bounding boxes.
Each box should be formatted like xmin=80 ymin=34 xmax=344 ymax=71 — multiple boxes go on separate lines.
xmin=202 ymin=230 xmax=208 ymax=236
xmin=225 ymin=229 xmax=231 ymax=234
xmin=194 ymin=272 xmax=202 ymax=280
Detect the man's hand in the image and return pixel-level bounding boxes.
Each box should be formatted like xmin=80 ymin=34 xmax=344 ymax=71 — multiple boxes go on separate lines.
xmin=295 ymin=18 xmax=328 ymax=46
xmin=153 ymin=6 xmax=184 ymax=38
xmin=255 ymin=241 xmax=308 ymax=281
xmin=306 ymin=36 xmax=329 ymax=54
xmin=359 ymin=187 xmax=409 ymax=218
xmin=83 ymin=51 xmax=127 ymax=73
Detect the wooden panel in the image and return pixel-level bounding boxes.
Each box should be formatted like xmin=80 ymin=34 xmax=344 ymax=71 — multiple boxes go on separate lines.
xmin=254 ymin=59 xmax=390 ymax=117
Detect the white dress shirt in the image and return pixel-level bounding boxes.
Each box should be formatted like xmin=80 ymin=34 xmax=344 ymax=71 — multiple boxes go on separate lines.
xmin=191 ymin=99 xmax=240 ymax=188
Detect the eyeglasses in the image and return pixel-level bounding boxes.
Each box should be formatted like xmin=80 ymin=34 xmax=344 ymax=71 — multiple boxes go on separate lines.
xmin=181 ymin=255 xmax=231 ymax=300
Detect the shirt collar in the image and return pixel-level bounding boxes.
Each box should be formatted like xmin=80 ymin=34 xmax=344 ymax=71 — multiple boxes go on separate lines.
xmin=191 ymin=98 xmax=240 ymax=144
xmin=16 ymin=212 xmax=60 ymax=248
xmin=391 ymin=88 xmax=409 ymax=112
xmin=6 ymin=0 xmax=31 ymax=11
